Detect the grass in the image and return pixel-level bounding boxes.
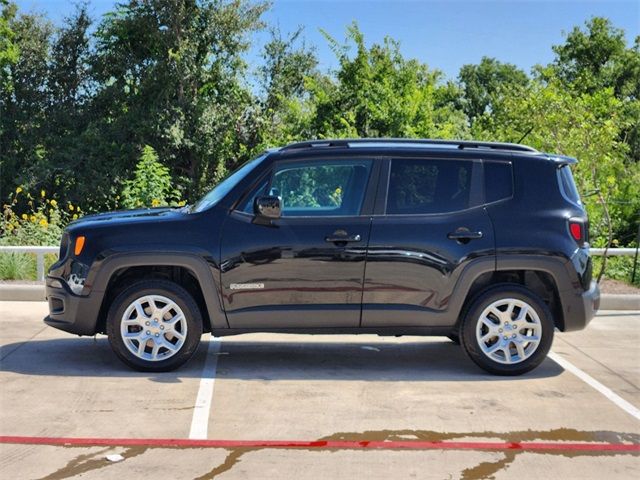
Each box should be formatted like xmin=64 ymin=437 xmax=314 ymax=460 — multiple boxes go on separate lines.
xmin=0 ymin=253 xmax=58 ymax=281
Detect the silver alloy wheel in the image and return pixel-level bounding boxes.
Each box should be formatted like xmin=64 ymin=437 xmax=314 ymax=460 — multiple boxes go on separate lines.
xmin=120 ymin=295 xmax=188 ymax=362
xmin=475 ymin=298 xmax=542 ymax=365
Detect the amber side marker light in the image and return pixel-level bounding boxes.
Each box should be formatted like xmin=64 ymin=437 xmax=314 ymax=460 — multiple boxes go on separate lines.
xmin=74 ymin=236 xmax=86 ymax=256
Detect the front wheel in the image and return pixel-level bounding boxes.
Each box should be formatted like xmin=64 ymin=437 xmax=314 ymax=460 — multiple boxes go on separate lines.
xmin=106 ymin=280 xmax=203 ymax=372
xmin=460 ymin=285 xmax=554 ymax=376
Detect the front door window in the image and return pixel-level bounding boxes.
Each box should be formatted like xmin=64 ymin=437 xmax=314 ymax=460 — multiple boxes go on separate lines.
xmin=271 ymin=160 xmax=373 ymax=217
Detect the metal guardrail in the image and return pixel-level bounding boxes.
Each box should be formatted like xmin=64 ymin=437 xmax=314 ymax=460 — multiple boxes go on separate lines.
xmin=589 ymin=248 xmax=637 ymax=256
xmin=0 ymin=245 xmax=638 ymax=282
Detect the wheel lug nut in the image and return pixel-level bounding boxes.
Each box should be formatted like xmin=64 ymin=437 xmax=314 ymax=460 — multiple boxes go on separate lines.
xmin=512 ymin=334 xmax=516 ymax=338
xmin=146 ymin=330 xmax=150 ymax=335
xmin=499 ymin=328 xmax=503 ymax=333
xmin=160 ymin=325 xmax=164 ymax=330
xmin=145 ymin=321 xmax=150 ymax=326
xmin=503 ymin=336 xmax=508 ymax=340
xmin=155 ymin=333 xmax=159 ymax=337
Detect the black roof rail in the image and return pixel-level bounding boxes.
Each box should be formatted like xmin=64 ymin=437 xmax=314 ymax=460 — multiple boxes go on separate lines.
xmin=280 ymin=138 xmax=539 ymax=153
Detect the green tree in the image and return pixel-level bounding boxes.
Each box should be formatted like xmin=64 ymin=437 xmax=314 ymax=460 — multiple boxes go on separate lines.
xmin=89 ymin=0 xmax=268 ymax=205
xmin=475 ymin=77 xmax=640 ymax=247
xmin=0 ymin=0 xmax=19 ymax=94
xmin=550 ymin=17 xmax=639 ymax=98
xmin=37 ymin=5 xmax=93 ymax=208
xmin=308 ymin=23 xmax=468 ymax=139
xmin=546 ymin=17 xmax=640 ymax=163
xmin=0 ymin=4 xmax=94 ymax=212
xmin=121 ymin=145 xmax=178 ymax=208
xmin=252 ymin=26 xmax=318 ymax=149
xmin=458 ymin=56 xmax=528 ymax=124
xmin=0 ymin=10 xmax=52 ymax=206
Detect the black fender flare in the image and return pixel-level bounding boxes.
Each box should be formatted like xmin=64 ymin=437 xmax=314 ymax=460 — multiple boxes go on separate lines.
xmin=88 ymin=251 xmax=227 ymax=331
xmin=496 ymin=254 xmax=582 ymax=331
xmin=447 ymin=254 xmax=577 ymax=329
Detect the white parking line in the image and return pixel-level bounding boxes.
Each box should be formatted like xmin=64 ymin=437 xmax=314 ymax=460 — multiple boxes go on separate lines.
xmin=548 ymin=351 xmax=640 ymax=421
xmin=189 ymin=337 xmax=221 ymax=439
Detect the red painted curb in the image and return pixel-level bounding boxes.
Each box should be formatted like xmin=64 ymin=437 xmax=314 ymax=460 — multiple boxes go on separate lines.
xmin=1 ymin=436 xmax=639 ymax=452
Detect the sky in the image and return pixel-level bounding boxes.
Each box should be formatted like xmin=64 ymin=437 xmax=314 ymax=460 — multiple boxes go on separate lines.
xmin=13 ymin=0 xmax=640 ymax=79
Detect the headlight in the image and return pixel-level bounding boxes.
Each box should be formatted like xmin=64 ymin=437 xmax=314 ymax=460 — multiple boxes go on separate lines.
xmin=66 ymin=261 xmax=89 ymax=295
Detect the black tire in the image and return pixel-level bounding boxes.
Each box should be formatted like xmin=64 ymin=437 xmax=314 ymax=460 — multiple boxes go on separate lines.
xmin=106 ymin=279 xmax=203 ymax=372
xmin=459 ymin=284 xmax=554 ymax=376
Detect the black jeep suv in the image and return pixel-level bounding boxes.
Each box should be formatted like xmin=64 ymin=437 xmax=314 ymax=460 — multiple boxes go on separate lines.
xmin=44 ymin=139 xmax=599 ymax=375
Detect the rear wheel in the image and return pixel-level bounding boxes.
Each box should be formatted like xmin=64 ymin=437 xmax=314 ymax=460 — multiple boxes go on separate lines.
xmin=460 ymin=284 xmax=554 ymax=375
xmin=106 ymin=280 xmax=203 ymax=371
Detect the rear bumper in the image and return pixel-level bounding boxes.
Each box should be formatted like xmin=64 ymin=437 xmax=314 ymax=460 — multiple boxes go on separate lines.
xmin=561 ymin=280 xmax=600 ymax=332
xmin=44 ymin=278 xmax=101 ymax=336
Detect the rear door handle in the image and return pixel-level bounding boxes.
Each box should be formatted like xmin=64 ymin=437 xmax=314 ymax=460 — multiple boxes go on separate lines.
xmin=447 ymin=230 xmax=483 ymax=240
xmin=325 ymin=234 xmax=362 ymax=243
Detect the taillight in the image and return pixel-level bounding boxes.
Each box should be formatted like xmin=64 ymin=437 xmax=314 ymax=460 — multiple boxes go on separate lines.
xmin=568 ymin=219 xmax=585 ymax=245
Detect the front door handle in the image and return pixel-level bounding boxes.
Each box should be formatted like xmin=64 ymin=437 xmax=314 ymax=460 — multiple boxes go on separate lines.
xmin=447 ymin=230 xmax=483 ymax=241
xmin=325 ymin=234 xmax=362 ymax=243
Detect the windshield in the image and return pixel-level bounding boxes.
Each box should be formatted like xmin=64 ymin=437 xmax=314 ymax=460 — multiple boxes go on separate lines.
xmin=192 ymin=154 xmax=266 ymax=213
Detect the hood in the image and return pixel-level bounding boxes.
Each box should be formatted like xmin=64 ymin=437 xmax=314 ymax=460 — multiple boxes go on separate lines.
xmin=66 ymin=207 xmax=186 ymax=232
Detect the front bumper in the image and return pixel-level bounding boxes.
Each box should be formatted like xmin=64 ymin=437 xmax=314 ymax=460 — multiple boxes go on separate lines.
xmin=44 ymin=277 xmax=102 ymax=336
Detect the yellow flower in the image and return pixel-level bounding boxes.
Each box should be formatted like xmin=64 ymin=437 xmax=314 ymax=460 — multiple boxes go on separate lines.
xmin=68 ymin=204 xmax=74 ymax=211
xmin=16 ymin=186 xmax=22 ymax=194
xmin=30 ymin=215 xmax=36 ymax=222
xmin=41 ymin=190 xmax=45 ymax=198
xmin=151 ymin=199 xmax=160 ymax=207
xmin=39 ymin=218 xmax=48 ymax=227
xmin=50 ymin=199 xmax=57 ymax=207
xmin=72 ymin=214 xmax=78 ymax=220
xmin=178 ymin=200 xmax=186 ymax=206
xmin=21 ymin=214 xmax=27 ymax=220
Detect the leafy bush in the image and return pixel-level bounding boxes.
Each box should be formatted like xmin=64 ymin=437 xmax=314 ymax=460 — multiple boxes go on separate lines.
xmin=120 ymin=145 xmax=182 ymax=209
xmin=593 ymin=254 xmax=640 ymax=287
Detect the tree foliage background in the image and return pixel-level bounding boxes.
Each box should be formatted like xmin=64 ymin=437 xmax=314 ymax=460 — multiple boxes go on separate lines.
xmin=1 ymin=0 xmax=638 ymax=248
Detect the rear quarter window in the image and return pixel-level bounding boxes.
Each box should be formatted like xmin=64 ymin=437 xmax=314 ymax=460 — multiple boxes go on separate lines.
xmin=558 ymin=165 xmax=582 ymax=205
xmin=483 ymin=161 xmax=513 ymax=203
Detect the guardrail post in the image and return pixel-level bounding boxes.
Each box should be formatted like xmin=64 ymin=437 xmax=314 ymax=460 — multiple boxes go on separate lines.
xmin=632 ymin=224 xmax=639 ymax=284
xmin=36 ymin=253 xmax=45 ymax=282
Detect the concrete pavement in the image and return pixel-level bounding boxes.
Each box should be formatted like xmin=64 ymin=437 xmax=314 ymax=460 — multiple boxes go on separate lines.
xmin=0 ymin=302 xmax=638 ymax=479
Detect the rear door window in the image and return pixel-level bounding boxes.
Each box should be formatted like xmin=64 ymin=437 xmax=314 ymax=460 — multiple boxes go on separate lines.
xmin=386 ymin=158 xmax=473 ymax=215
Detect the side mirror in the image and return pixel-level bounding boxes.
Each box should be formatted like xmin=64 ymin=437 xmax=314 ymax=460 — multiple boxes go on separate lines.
xmin=254 ymin=195 xmax=281 ymax=219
